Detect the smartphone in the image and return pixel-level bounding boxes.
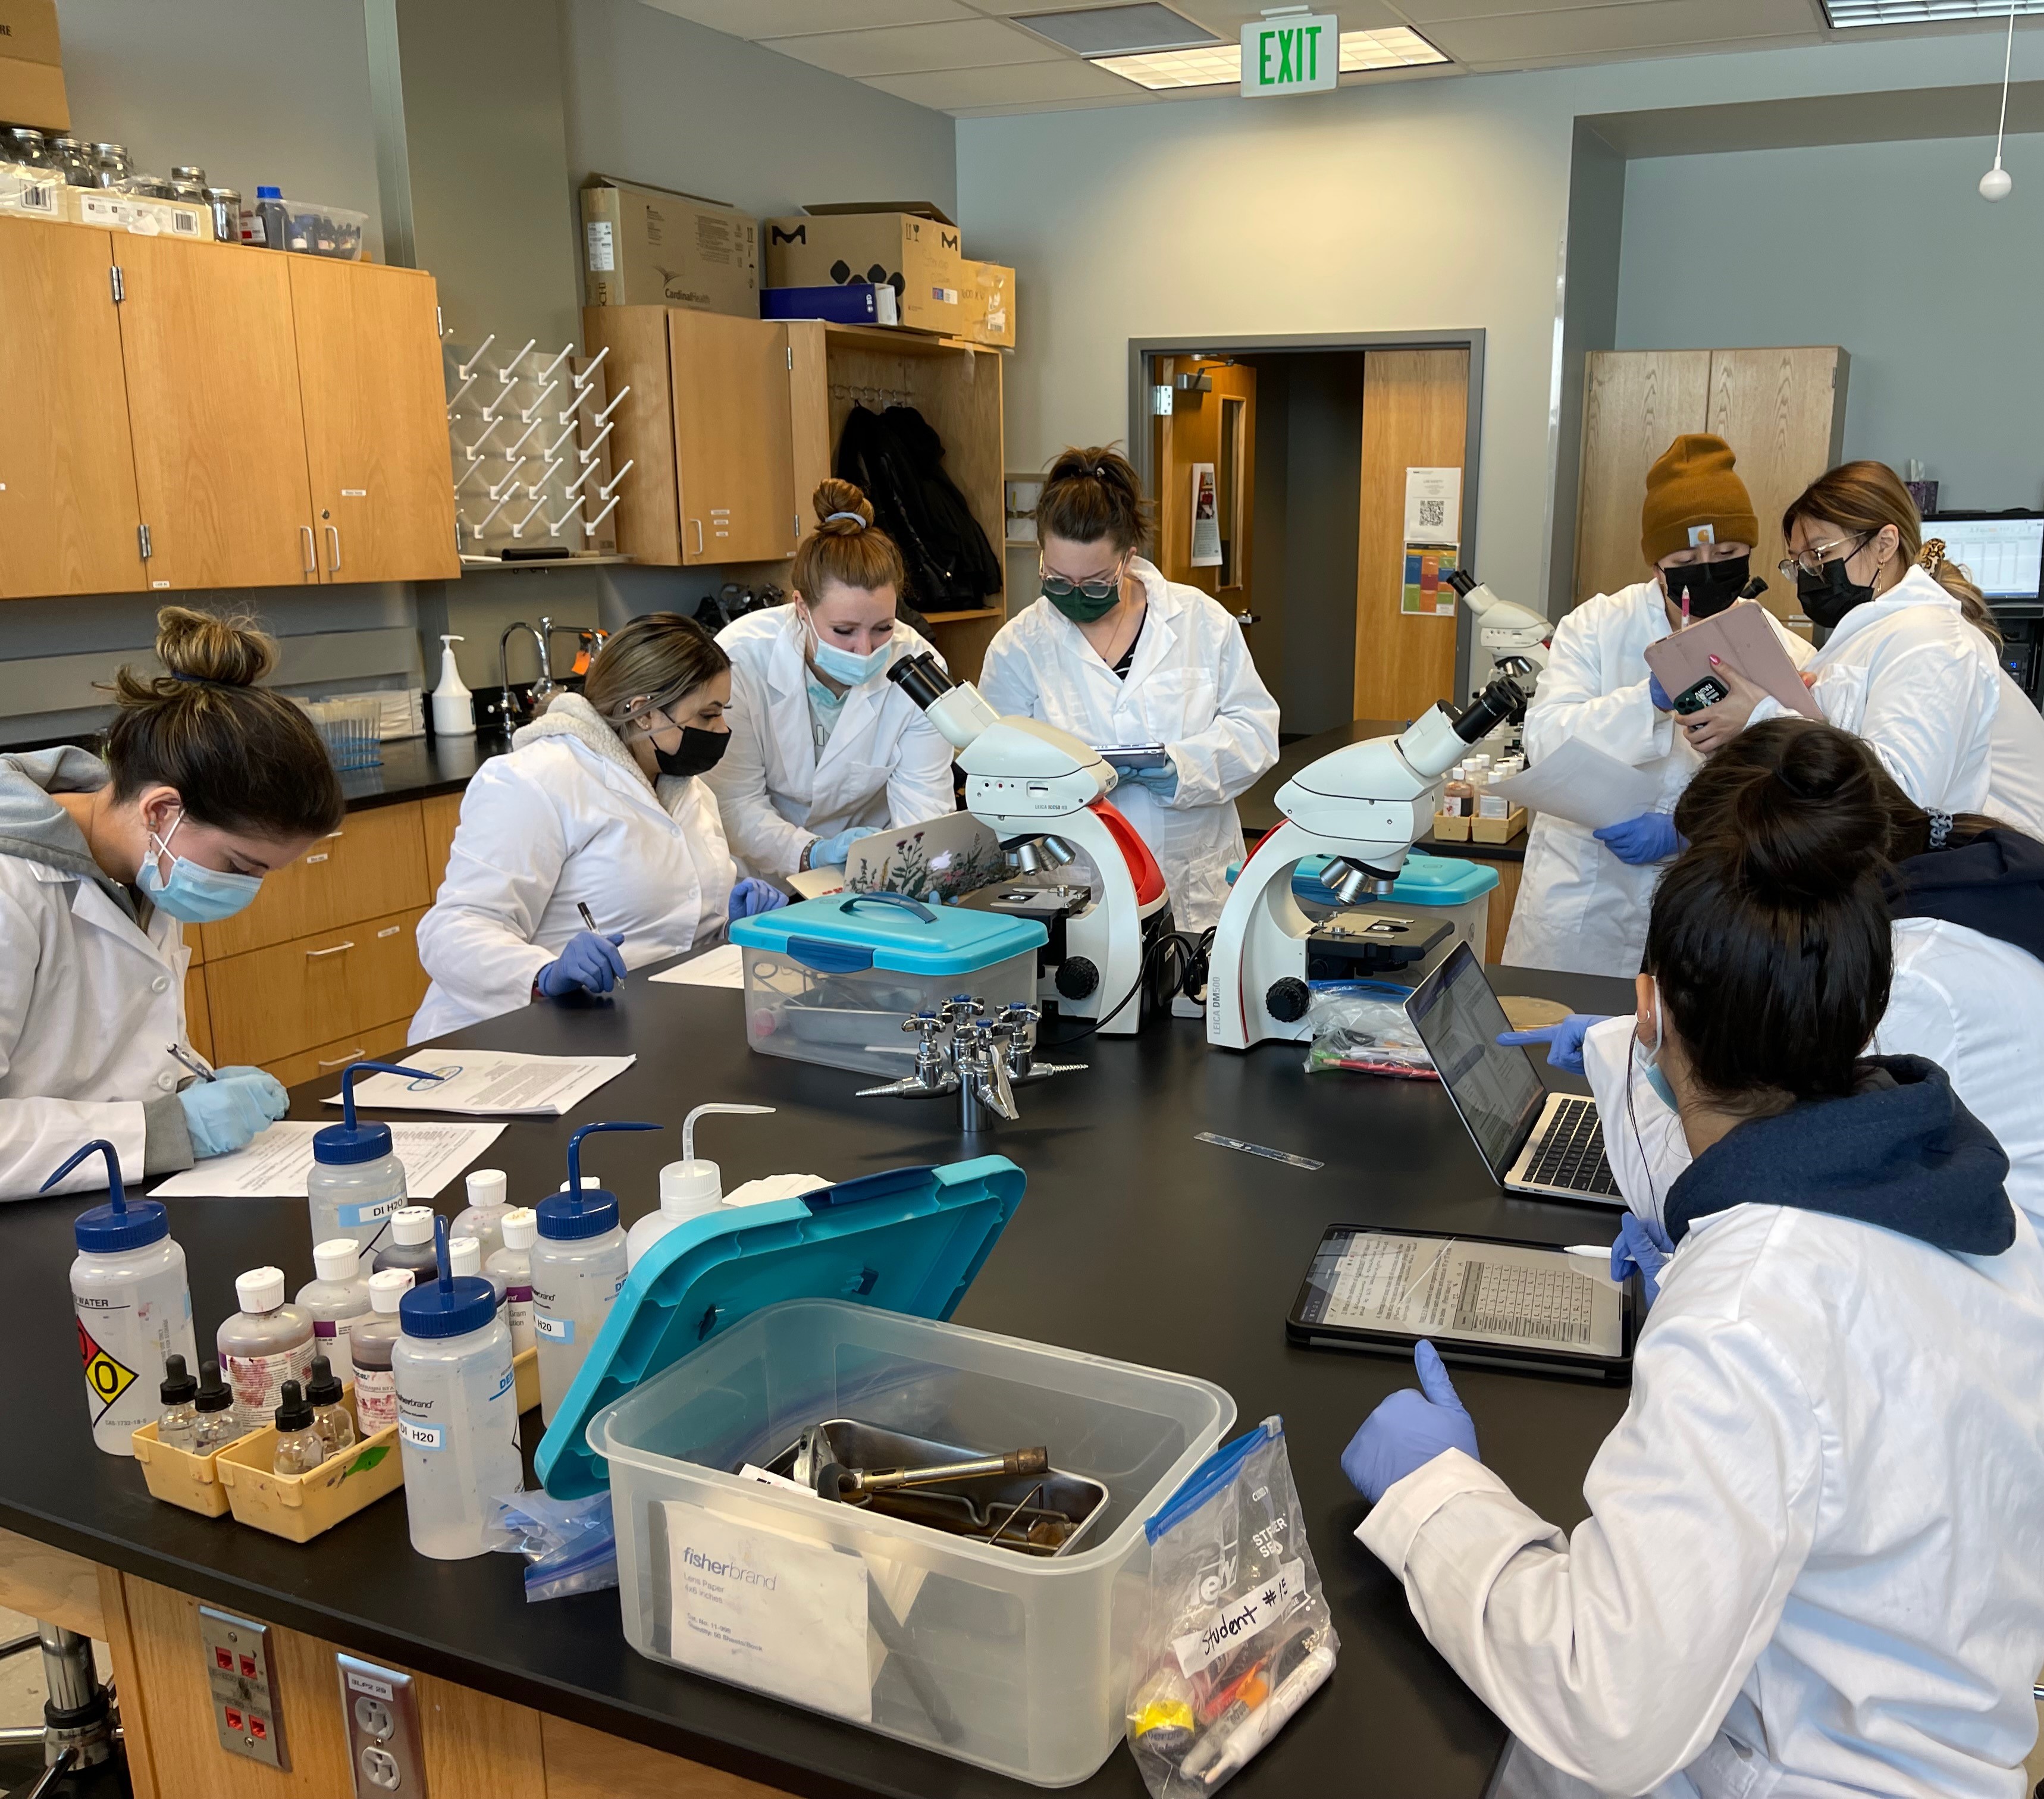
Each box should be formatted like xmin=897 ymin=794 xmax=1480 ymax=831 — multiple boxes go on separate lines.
xmin=1672 ymin=674 xmax=1729 ymax=715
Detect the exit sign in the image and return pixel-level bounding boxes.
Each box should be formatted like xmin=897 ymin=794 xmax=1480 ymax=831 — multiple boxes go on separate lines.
xmin=1242 ymin=11 xmax=1337 ymax=98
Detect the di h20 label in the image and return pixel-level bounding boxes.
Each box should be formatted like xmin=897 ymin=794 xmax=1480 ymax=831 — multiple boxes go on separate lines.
xmin=534 ymin=1313 xmax=572 ymax=1343
xmin=399 ymin=1418 xmax=445 ymax=1452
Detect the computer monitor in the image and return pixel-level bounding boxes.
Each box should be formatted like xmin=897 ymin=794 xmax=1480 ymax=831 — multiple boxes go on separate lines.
xmin=1921 ymin=512 xmax=2044 ymax=603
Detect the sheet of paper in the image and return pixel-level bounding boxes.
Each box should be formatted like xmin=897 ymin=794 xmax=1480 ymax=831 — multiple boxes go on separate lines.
xmin=324 ymin=1050 xmax=634 ymax=1117
xmin=650 ymin=943 xmax=745 ymax=989
xmin=1403 ymin=466 xmax=1462 ymax=541
xmin=150 ymin=1121 xmax=504 ymax=1199
xmin=1488 ymin=736 xmax=1662 ymax=832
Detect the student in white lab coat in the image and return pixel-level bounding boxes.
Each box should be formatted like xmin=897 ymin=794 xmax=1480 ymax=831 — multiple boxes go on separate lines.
xmin=1564 ymin=717 xmax=2044 ymax=1239
xmin=0 ymin=609 xmax=341 ymax=1199
xmin=1346 ymin=795 xmax=2044 ymax=1799
xmin=977 ymin=446 xmax=1278 ymax=932
xmin=1504 ymin=434 xmax=1811 ymax=975
xmin=705 ymin=479 xmax=957 ymax=883
xmin=1690 ymin=459 xmax=2044 ymax=836
xmin=412 ymin=614 xmax=781 ymax=1040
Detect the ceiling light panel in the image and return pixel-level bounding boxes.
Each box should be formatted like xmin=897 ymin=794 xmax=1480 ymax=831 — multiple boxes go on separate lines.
xmin=1826 ymin=0 xmax=2044 ymax=20
xmin=1014 ymin=4 xmax=1221 ymax=55
xmin=1097 ymin=26 xmax=1444 ymax=87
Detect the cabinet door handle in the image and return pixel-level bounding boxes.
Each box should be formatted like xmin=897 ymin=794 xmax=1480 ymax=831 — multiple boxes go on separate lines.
xmin=300 ymin=525 xmax=315 ymax=574
xmin=327 ymin=524 xmax=341 ymax=573
xmin=305 ymin=940 xmax=355 ymax=960
xmin=691 ymin=519 xmax=704 ymax=555
xmin=316 ymin=1048 xmax=366 ymax=1068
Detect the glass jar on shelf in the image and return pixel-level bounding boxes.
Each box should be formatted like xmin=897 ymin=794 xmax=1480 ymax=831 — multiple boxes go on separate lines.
xmin=47 ymin=137 xmax=95 ymax=186
xmin=3 ymin=127 xmax=52 ymax=169
xmin=90 ymin=142 xmax=131 ymax=189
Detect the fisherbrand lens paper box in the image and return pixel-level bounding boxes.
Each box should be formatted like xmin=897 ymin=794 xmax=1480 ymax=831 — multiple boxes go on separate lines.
xmin=581 ymin=174 xmax=758 ymax=316
xmin=963 ymin=259 xmax=1014 ymax=348
xmin=764 ymin=203 xmax=965 ymax=336
xmin=0 ymin=0 xmax=69 ymax=132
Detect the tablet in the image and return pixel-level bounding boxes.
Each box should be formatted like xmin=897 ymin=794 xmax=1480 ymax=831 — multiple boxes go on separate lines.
xmin=1641 ymin=601 xmax=1821 ymax=722
xmin=1096 ymin=744 xmax=1172 ymax=772
xmin=1287 ymin=1226 xmax=1639 ymax=1381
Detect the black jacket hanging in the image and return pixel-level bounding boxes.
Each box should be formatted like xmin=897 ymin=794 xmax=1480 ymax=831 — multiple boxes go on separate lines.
xmin=834 ymin=404 xmax=1002 ymax=613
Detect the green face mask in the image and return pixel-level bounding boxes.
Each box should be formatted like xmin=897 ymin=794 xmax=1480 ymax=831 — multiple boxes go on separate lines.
xmin=1046 ymin=584 xmax=1120 ymax=623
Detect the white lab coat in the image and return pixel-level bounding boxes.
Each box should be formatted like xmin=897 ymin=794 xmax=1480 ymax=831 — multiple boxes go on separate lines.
xmin=978 ymin=560 xmax=1280 ymax=932
xmin=1360 ymin=1201 xmax=2044 ymax=1799
xmin=1582 ymin=916 xmax=2044 ymax=1236
xmin=1751 ymin=566 xmax=2044 ymax=838
xmin=704 ymin=604 xmax=957 ymax=882
xmin=410 ymin=695 xmax=734 ymax=1040
xmin=1505 ymin=587 xmax=1812 ymax=975
xmin=0 ymin=857 xmax=195 ymax=1199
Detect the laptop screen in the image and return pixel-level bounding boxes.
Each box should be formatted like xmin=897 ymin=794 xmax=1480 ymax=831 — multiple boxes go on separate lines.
xmin=1406 ymin=944 xmax=1547 ymax=1177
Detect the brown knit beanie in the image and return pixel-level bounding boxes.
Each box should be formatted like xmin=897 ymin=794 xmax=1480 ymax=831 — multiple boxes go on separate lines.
xmin=1640 ymin=434 xmax=1759 ymax=565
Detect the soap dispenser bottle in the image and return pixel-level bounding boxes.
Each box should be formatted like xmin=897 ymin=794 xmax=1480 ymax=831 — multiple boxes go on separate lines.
xmin=431 ymin=634 xmax=475 ymax=738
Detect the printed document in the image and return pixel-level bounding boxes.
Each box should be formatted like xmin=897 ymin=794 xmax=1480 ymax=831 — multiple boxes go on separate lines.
xmin=650 ymin=943 xmax=745 ymax=989
xmin=1489 ymin=736 xmax=1663 ymax=832
xmin=323 ymin=1050 xmax=634 ymax=1117
xmin=151 ymin=1121 xmax=504 ymax=1199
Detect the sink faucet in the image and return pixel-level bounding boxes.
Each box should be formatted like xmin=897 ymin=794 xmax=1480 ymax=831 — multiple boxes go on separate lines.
xmin=857 ymin=998 xmax=1083 ymax=1133
xmin=499 ymin=620 xmax=554 ymax=710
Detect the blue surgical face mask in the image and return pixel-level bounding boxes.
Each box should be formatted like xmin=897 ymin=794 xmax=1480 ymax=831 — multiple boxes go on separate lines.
xmin=135 ymin=811 xmax=264 ymax=923
xmin=808 ymin=620 xmax=894 ymax=688
xmin=1636 ymin=983 xmax=1678 ymax=1112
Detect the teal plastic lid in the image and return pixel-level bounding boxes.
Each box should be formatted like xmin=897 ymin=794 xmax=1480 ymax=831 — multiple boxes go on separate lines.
xmin=534 ymin=1155 xmax=1026 ymax=1498
xmin=729 ymin=891 xmax=1046 ymax=978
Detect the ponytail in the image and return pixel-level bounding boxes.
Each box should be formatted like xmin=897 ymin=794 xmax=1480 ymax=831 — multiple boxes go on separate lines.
xmin=1034 ymin=444 xmax=1152 ymax=553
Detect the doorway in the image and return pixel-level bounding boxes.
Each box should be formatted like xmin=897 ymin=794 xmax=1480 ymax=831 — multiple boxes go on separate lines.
xmin=1130 ymin=332 xmax=1484 ymax=735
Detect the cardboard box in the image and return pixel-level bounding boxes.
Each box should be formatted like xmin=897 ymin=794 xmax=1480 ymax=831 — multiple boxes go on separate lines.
xmin=580 ymin=174 xmax=757 ymax=316
xmin=963 ymin=259 xmax=1014 ymax=347
xmin=0 ymin=0 xmax=67 ymax=131
xmin=0 ymin=156 xmax=61 ymax=218
xmin=764 ymin=202 xmax=965 ymax=336
xmin=70 ymin=187 xmax=213 ymax=242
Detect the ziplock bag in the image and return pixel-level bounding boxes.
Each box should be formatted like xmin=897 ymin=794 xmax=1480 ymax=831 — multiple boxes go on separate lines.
xmin=493 ymin=1490 xmax=617 ymax=1602
xmin=1302 ymin=980 xmax=1437 ymax=1079
xmin=1125 ymin=1417 xmax=1338 ymax=1795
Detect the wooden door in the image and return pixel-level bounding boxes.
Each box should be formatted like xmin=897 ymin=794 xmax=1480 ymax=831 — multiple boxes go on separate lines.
xmin=1704 ymin=346 xmax=1848 ymax=627
xmin=1353 ymin=347 xmax=1469 ymax=721
xmin=115 ymin=237 xmax=317 ymax=590
xmin=0 ymin=219 xmax=146 ymax=599
xmin=1152 ymin=359 xmax=1257 ymax=626
xmin=1573 ymin=350 xmax=1711 ymax=607
xmin=670 ymin=310 xmax=796 ymax=565
xmin=290 ymin=258 xmax=459 ymax=583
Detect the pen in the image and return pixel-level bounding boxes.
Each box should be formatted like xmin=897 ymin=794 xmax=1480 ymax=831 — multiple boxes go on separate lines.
xmin=167 ymin=1042 xmax=217 ymax=1083
xmin=1199 ymin=1644 xmax=1335 ymax=1787
xmin=578 ymin=900 xmax=625 ymax=983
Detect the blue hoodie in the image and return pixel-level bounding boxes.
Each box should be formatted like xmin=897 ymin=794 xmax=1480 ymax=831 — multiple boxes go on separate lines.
xmin=1664 ymin=1057 xmax=2015 ymax=1256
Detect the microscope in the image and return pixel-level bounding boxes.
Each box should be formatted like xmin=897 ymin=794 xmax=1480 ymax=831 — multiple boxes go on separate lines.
xmin=886 ymin=654 xmax=1176 ymax=1036
xmin=1447 ymin=566 xmax=1550 ymax=756
xmin=1205 ymin=670 xmax=1535 ymax=1051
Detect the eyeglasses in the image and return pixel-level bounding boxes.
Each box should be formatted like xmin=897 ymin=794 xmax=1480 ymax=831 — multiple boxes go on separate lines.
xmin=1778 ymin=531 xmax=1871 ymax=582
xmin=1040 ymin=557 xmax=1126 ymax=602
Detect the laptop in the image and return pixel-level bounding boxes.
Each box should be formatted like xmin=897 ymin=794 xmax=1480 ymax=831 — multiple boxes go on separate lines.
xmin=1405 ymin=943 xmax=1620 ymax=1203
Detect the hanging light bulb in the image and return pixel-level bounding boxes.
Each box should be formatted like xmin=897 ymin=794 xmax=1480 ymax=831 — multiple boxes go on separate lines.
xmin=1982 ymin=0 xmax=2018 ymax=202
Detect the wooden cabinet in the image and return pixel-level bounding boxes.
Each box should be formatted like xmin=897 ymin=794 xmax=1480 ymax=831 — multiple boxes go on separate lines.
xmin=200 ymin=802 xmax=428 ymax=960
xmin=421 ymin=791 xmax=463 ymax=898
xmin=206 ymin=906 xmax=429 ymax=1070
xmin=289 ymin=257 xmax=459 ymax=583
xmin=670 ymin=311 xmax=798 ymax=565
xmin=0 ymin=219 xmax=146 ymax=599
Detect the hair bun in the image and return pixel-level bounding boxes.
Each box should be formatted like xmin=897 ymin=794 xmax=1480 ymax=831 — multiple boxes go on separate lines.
xmin=153 ymin=606 xmax=275 ymax=688
xmin=1723 ymin=725 xmax=1887 ymax=904
xmin=812 ymin=478 xmax=874 ymax=535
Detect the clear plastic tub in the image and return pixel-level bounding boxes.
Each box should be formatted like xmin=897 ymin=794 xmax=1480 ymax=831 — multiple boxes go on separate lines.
xmin=592 ymin=1296 xmax=1233 ymax=1785
xmin=283 ymin=199 xmax=366 ymax=260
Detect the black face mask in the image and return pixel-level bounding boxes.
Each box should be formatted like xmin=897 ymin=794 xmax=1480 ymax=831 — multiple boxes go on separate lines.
xmin=1796 ymin=558 xmax=1877 ymax=630
xmin=653 ymin=726 xmax=729 ymax=778
xmin=1663 ymin=554 xmax=1751 ymax=620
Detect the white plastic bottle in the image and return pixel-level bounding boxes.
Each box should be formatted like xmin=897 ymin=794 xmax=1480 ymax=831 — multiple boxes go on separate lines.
xmin=296 ymin=1237 xmax=373 ymax=1384
xmin=628 ymin=1103 xmax=772 ymax=1270
xmin=308 ymin=1061 xmax=435 ymax=1275
xmin=348 ymin=1270 xmax=413 ymax=1435
xmin=532 ymin=1121 xmax=657 ymax=1424
xmin=430 ymin=634 xmax=475 ymax=738
xmin=393 ymin=1219 xmax=520 ymax=1559
xmin=452 ymin=1168 xmax=512 ymax=1263
xmin=374 ymin=1206 xmax=443 ymax=1285
xmin=485 ymin=1208 xmax=538 ymax=1356
xmin=51 ymin=1140 xmax=200 ymax=1457
xmin=215 ymin=1267 xmax=315 ymax=1436
xmin=449 ymin=1234 xmax=505 ymax=1311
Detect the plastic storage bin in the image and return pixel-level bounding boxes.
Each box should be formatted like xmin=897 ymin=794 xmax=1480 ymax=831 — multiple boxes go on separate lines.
xmin=730 ymin=892 xmax=1046 ymax=1078
xmin=1295 ymin=851 xmax=1497 ymax=962
xmin=284 ymin=200 xmax=366 ymax=259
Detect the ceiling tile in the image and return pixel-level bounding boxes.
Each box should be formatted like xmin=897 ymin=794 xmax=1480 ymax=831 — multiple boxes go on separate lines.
xmin=1168 ymin=0 xmax=1413 ymax=27
xmin=863 ymin=56 xmax=1143 ymax=105
xmin=761 ymin=16 xmax=1065 ymax=73
xmin=1422 ymin=0 xmax=1817 ymax=59
xmin=641 ymin=0 xmax=976 ymax=37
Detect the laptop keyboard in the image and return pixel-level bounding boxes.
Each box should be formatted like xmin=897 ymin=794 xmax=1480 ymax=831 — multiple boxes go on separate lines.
xmin=1523 ymin=1096 xmax=1619 ymax=1197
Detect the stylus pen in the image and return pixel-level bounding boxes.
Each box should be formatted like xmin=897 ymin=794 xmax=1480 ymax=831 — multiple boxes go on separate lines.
xmin=1565 ymin=1244 xmax=1614 ymax=1259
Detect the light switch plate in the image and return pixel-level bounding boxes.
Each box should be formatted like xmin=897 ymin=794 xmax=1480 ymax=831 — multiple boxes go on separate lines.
xmin=337 ymin=1653 xmax=428 ymax=1797
xmin=196 ymin=1606 xmax=288 ymax=1770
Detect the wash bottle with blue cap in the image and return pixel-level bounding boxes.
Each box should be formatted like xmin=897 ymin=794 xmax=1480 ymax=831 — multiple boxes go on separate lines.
xmin=393 ymin=1217 xmax=521 ymax=1559
xmin=532 ymin=1121 xmax=656 ymax=1424
xmin=309 ymin=1060 xmax=443 ymax=1274
xmin=45 ymin=1140 xmax=199 ymax=1456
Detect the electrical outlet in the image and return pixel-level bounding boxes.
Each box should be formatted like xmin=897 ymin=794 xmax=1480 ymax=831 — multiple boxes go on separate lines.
xmin=337 ymin=1654 xmax=428 ymax=1797
xmin=196 ymin=1606 xmax=288 ymax=1770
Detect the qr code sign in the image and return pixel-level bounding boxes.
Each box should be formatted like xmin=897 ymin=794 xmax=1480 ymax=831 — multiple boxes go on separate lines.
xmin=1416 ymin=497 xmax=1447 ymax=531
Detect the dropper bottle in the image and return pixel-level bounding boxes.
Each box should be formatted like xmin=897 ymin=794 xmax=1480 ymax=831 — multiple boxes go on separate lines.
xmin=628 ymin=1104 xmax=774 ymax=1268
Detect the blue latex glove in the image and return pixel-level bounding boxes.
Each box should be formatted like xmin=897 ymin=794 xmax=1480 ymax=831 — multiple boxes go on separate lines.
xmin=810 ymin=827 xmax=877 ymax=870
xmin=536 ymin=930 xmax=627 ymax=998
xmin=729 ymin=878 xmax=788 ymax=920
xmin=1648 ymin=672 xmax=1673 ymax=712
xmin=1593 ymin=811 xmax=1686 ymax=866
xmin=179 ymin=1070 xmax=288 ymax=1159
xmin=1340 ymin=1340 xmax=1481 ymax=1503
xmin=1496 ymin=1013 xmax=1612 ymax=1076
xmin=1125 ymin=764 xmax=1179 ymax=800
xmin=1611 ymin=1212 xmax=1673 ymax=1307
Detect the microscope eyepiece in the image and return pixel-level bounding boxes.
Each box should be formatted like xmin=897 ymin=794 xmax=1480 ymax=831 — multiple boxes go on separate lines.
xmin=886 ymin=651 xmax=955 ymax=711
